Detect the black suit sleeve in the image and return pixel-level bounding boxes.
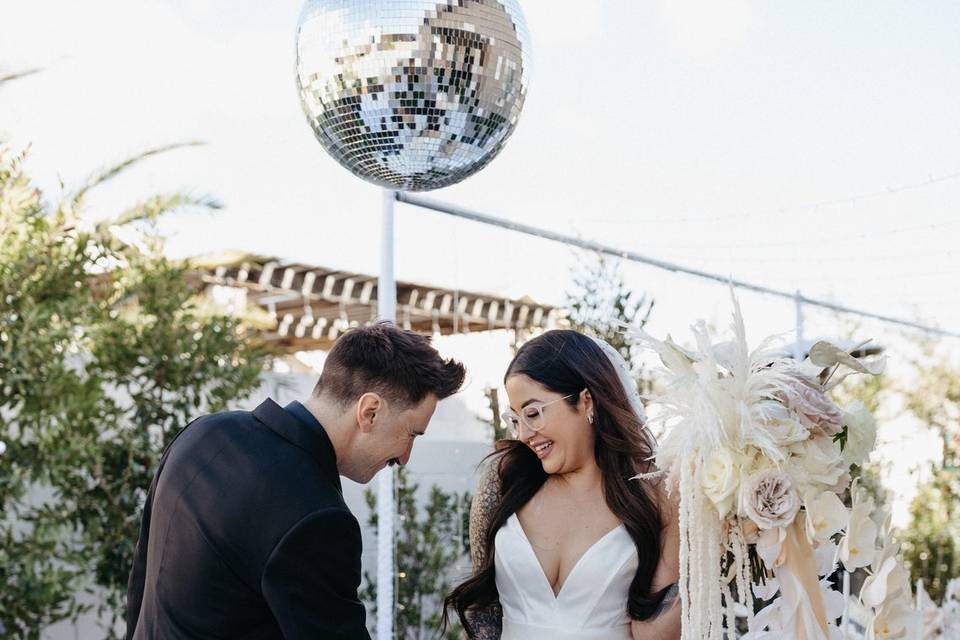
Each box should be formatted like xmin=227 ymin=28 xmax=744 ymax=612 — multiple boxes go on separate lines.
xmin=261 ymin=508 xmax=371 ymax=640
xmin=124 ymin=422 xmax=192 ymax=640
xmin=125 ymin=460 xmax=161 ymax=639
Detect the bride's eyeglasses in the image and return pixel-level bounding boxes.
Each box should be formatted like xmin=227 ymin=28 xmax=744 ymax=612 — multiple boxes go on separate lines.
xmin=501 ymin=394 xmax=575 ymax=439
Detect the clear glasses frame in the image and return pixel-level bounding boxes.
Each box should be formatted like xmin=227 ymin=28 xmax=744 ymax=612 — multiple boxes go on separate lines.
xmin=501 ymin=393 xmax=576 ymax=439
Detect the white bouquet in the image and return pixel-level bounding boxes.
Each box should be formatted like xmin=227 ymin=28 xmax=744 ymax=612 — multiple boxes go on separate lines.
xmin=629 ymin=290 xmax=914 ymax=639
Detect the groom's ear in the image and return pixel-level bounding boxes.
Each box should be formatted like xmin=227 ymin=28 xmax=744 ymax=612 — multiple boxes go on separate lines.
xmin=356 ymin=392 xmax=383 ymax=433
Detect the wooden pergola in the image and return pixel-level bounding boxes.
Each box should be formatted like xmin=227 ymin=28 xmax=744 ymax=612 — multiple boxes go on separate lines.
xmin=190 ymin=253 xmax=562 ymax=352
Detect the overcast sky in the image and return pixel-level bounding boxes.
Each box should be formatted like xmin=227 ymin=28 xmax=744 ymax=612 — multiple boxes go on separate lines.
xmin=2 ymin=0 xmax=959 ymax=523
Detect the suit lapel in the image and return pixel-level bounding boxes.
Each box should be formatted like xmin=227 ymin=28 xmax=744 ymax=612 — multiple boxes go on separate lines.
xmin=252 ymin=398 xmax=342 ymax=492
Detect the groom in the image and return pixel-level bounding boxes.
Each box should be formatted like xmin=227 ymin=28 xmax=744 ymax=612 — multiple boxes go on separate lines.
xmin=125 ymin=322 xmax=465 ymax=639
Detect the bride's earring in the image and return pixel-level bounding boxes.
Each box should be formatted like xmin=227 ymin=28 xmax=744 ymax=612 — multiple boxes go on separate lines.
xmin=588 ymin=412 xmax=594 ymax=425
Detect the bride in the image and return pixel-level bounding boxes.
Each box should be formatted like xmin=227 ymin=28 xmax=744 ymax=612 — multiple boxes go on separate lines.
xmin=444 ymin=330 xmax=682 ymax=640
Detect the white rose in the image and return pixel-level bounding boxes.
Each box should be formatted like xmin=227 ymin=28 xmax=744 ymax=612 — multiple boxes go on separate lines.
xmin=842 ymin=401 xmax=877 ymax=467
xmin=755 ymin=402 xmax=809 ymax=446
xmin=699 ymin=447 xmax=741 ymax=518
xmin=763 ymin=418 xmax=809 ymax=448
xmin=740 ymin=469 xmax=801 ymax=530
xmin=788 ymin=436 xmax=847 ymax=495
xmin=0 ymin=440 xmax=5 ymax=456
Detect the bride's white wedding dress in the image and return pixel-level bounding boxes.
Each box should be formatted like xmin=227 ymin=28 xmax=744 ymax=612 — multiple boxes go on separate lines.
xmin=495 ymin=513 xmax=637 ymax=640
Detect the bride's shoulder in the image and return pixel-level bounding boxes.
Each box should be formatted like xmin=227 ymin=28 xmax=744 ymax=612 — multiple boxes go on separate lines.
xmin=469 ymin=454 xmax=505 ymax=568
xmin=475 ymin=453 xmax=503 ymax=497
xmin=470 ymin=455 xmax=503 ymax=531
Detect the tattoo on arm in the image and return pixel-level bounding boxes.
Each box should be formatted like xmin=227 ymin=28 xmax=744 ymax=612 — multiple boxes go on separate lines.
xmin=469 ymin=459 xmax=500 ymax=570
xmin=650 ymin=583 xmax=679 ymax=619
xmin=467 ymin=604 xmax=503 ymax=640
xmin=466 ymin=459 xmax=503 ymax=638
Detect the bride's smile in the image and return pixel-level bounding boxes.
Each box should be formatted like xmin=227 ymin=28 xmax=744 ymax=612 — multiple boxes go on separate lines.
xmin=528 ymin=439 xmax=553 ymax=459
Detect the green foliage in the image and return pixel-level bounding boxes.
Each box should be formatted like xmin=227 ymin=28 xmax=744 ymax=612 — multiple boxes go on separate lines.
xmin=899 ymin=348 xmax=960 ymax=605
xmin=0 ymin=143 xmax=267 ymax=637
xmin=565 ymin=252 xmax=655 ymax=394
xmin=901 ymin=470 xmax=958 ymax=604
xmin=362 ymin=467 xmax=471 ymax=639
xmin=476 ymin=254 xmax=656 ymax=446
xmin=832 ymin=425 xmax=848 ymax=451
xmin=825 ymin=364 xmax=890 ymax=505
xmin=483 ymin=386 xmax=508 ymax=443
xmin=903 ymin=347 xmax=960 ymax=471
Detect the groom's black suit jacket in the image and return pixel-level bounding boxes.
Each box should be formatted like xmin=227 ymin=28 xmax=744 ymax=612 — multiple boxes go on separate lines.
xmin=125 ymin=398 xmax=370 ymax=640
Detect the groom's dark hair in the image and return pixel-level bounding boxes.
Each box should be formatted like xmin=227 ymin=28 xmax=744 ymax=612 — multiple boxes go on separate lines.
xmin=313 ymin=322 xmax=465 ymax=409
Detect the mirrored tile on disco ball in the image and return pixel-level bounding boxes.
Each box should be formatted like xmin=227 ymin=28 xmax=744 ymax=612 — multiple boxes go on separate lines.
xmin=296 ymin=0 xmax=532 ymax=192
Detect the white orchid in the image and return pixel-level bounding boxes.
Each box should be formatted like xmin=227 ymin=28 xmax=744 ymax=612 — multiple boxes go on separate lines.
xmin=861 ymin=555 xmax=902 ymax=609
xmin=867 ymin=596 xmax=920 ymax=639
xmin=917 ymin=583 xmax=943 ymax=638
xmin=743 ymin=577 xmax=846 ymax=640
xmin=840 ymin=505 xmax=921 ymax=639
xmin=754 ymin=512 xmax=840 ymax=577
xmin=804 ymin=490 xmax=848 ymax=544
xmin=756 ymin=526 xmax=787 ymax=568
xmin=814 ymin=540 xmax=839 ymax=577
xmin=753 ymin=577 xmax=781 ymax=602
xmin=943 ymin=581 xmax=960 ymax=638
xmin=820 ymin=577 xmax=848 ymax=624
xmin=839 ymin=482 xmax=877 ymax=570
xmin=861 ymin=515 xmax=910 ymax=609
xmin=841 ymin=401 xmax=878 ymax=467
xmin=946 ymin=577 xmax=960 ymax=604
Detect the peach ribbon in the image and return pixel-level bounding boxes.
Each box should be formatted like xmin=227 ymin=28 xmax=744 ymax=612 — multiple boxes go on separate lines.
xmin=775 ymin=519 xmax=830 ymax=639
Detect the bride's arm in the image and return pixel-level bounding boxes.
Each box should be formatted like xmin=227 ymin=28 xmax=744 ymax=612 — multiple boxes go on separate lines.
xmin=630 ymin=482 xmax=682 ymax=640
xmin=629 ymin=585 xmax=680 ymax=640
xmin=465 ymin=458 xmax=503 ymax=640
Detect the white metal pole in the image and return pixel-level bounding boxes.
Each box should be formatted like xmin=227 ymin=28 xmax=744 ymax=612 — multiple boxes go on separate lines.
xmin=379 ymin=189 xmax=397 ymax=321
xmin=397 ymin=191 xmax=960 ymax=340
xmin=376 ymin=188 xmax=397 ymax=640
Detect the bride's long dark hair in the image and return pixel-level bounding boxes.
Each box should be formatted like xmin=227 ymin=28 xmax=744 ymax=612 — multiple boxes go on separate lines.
xmin=443 ymin=330 xmax=670 ymax=636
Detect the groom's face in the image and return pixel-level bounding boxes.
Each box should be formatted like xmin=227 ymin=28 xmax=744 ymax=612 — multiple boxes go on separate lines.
xmin=355 ymin=393 xmax=438 ymax=483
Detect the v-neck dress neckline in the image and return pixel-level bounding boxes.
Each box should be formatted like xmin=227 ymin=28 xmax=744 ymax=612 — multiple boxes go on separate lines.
xmin=494 ymin=512 xmax=638 ymax=639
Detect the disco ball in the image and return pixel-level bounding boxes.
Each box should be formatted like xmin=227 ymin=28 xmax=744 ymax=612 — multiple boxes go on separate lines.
xmin=295 ymin=0 xmax=531 ymax=191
